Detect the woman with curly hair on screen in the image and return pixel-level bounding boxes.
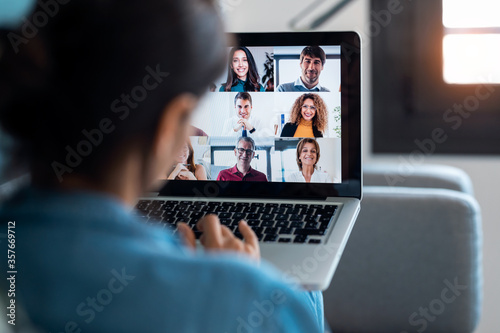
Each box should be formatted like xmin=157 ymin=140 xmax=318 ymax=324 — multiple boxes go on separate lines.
xmin=280 ymin=93 xmax=328 ymax=137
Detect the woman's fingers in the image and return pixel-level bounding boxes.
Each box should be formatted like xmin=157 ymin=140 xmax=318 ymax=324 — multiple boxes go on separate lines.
xmin=238 ymin=221 xmax=260 ymax=261
xmin=219 ymin=224 xmax=234 ymax=237
xmin=195 ymin=216 xmax=261 ymax=261
xmin=177 ymin=170 xmax=190 ymax=179
xmin=196 ymin=214 xmax=223 ymax=247
xmin=177 ymin=222 xmax=196 ymax=250
xmin=238 ymin=221 xmax=258 ymax=247
xmin=178 ymin=170 xmax=196 ymax=180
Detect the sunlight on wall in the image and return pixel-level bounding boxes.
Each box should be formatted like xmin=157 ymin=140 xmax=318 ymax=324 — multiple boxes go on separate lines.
xmin=443 ymin=0 xmax=500 ymax=28
xmin=442 ymin=0 xmax=500 ymax=84
xmin=443 ymin=34 xmax=500 ymax=84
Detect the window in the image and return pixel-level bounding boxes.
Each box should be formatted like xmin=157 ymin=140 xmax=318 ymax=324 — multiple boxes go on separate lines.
xmin=371 ymin=0 xmax=500 ymax=155
xmin=442 ymin=0 xmax=500 ymax=84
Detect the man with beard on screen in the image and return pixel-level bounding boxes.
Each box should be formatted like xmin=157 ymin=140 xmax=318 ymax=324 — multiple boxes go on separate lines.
xmin=277 ymin=46 xmax=330 ymax=92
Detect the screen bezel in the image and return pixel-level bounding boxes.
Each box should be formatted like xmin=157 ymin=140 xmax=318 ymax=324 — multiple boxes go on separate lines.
xmin=159 ymin=31 xmax=361 ymax=200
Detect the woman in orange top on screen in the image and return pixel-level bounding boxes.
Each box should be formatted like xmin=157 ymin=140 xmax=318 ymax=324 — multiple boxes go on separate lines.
xmin=167 ymin=140 xmax=207 ymax=180
xmin=280 ymin=93 xmax=328 ymax=138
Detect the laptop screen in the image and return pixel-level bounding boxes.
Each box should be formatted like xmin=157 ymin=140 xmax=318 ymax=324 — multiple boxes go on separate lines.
xmin=159 ymin=32 xmax=361 ymax=200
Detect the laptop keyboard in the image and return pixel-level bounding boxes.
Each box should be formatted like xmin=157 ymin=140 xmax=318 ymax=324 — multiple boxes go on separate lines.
xmin=133 ymin=200 xmax=338 ymax=244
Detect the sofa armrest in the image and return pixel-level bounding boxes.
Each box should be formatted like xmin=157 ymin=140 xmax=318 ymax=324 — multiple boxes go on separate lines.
xmin=323 ymin=186 xmax=482 ymax=333
xmin=364 ymin=164 xmax=474 ymax=195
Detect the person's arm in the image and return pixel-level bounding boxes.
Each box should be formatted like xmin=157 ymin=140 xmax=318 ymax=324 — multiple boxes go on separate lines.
xmin=312 ymin=125 xmax=323 ymax=138
xmin=239 ymin=119 xmax=254 ymax=132
xmin=332 ymin=174 xmax=340 ymax=183
xmin=326 ymin=171 xmax=333 ymax=183
xmin=176 ymin=169 xmax=197 ymax=180
xmin=234 ymin=119 xmax=245 ymax=132
xmin=295 ymin=290 xmax=325 ymax=331
xmin=252 ymin=116 xmax=274 ymax=137
xmin=250 ymin=117 xmax=266 ymax=136
xmin=285 ymin=172 xmax=297 ymax=182
xmin=280 ymin=123 xmax=294 ymax=137
xmin=315 ymin=170 xmax=333 ymax=183
xmin=194 ymin=164 xmax=207 ymax=180
xmin=321 ymin=125 xmax=328 ymax=138
xmin=176 ymin=210 xmax=323 ymax=332
xmin=178 ymin=214 xmax=259 ymax=260
xmin=222 ymin=118 xmax=238 ymax=136
xmin=167 ymin=163 xmax=185 ymax=179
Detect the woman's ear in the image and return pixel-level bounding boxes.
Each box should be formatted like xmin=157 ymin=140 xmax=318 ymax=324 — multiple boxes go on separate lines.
xmin=151 ymin=93 xmax=198 ymax=179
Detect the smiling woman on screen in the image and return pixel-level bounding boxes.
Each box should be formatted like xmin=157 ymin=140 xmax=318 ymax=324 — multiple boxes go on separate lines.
xmin=287 ymin=138 xmax=333 ymax=183
xmin=219 ymin=46 xmax=265 ymax=92
xmin=167 ymin=140 xmax=207 ymax=180
xmin=280 ymin=93 xmax=328 ymax=138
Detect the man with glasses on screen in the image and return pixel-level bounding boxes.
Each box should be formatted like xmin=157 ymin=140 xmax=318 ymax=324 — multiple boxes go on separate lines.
xmin=216 ymin=137 xmax=268 ymax=182
xmin=277 ymin=46 xmax=330 ymax=92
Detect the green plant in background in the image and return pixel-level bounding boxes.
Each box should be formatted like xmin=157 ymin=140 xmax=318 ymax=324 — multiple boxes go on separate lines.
xmin=262 ymin=52 xmax=274 ymax=90
xmin=332 ymin=106 xmax=341 ymax=138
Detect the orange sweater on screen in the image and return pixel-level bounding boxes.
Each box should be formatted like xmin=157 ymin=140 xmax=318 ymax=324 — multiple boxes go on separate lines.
xmin=293 ymin=119 xmax=314 ymax=138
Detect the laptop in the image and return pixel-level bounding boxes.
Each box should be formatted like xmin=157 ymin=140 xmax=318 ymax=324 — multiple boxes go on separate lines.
xmin=135 ymin=32 xmax=362 ymax=291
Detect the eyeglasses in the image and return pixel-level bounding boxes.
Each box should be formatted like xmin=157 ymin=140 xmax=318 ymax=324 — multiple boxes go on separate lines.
xmin=302 ymin=105 xmax=317 ymax=111
xmin=236 ymin=148 xmax=254 ymax=155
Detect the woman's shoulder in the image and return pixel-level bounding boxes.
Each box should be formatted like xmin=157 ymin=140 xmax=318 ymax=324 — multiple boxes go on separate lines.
xmin=282 ymin=122 xmax=296 ymax=131
xmin=312 ymin=125 xmax=324 ymax=137
xmin=194 ymin=163 xmax=208 ymax=180
xmin=219 ymin=83 xmax=243 ymax=92
xmin=313 ymin=169 xmax=332 ymax=182
xmin=222 ymin=81 xmax=244 ymax=92
xmin=280 ymin=122 xmax=297 ymax=137
xmin=286 ymin=171 xmax=303 ymax=182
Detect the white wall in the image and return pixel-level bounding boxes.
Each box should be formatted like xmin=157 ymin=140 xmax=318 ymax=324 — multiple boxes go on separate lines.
xmin=221 ymin=0 xmax=500 ymax=332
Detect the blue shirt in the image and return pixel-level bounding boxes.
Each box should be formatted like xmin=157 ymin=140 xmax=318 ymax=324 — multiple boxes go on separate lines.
xmin=219 ymin=79 xmax=265 ymax=92
xmin=277 ymin=77 xmax=330 ymax=92
xmin=0 ymin=187 xmax=323 ymax=332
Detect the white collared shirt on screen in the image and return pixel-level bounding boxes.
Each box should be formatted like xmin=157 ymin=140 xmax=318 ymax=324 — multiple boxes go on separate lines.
xmin=222 ymin=115 xmax=265 ymax=137
xmin=286 ymin=169 xmax=338 ymax=183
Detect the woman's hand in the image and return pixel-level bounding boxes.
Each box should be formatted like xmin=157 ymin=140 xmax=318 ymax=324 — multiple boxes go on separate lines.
xmin=177 ymin=214 xmax=260 ymax=261
xmin=176 ymin=169 xmax=197 ymax=180
xmin=167 ymin=163 xmax=185 ymax=180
